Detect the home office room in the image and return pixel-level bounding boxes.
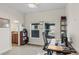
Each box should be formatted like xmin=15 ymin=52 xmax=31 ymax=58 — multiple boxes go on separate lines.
xmin=0 ymin=1 xmax=79 ymax=58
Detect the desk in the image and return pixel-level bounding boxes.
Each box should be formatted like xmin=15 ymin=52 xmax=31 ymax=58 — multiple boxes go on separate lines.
xmin=47 ymin=44 xmax=72 ymax=55
xmin=46 ymin=39 xmax=76 ymax=55
xmin=48 ymin=45 xmax=64 ymax=52
xmin=47 ymin=38 xmax=72 ymax=55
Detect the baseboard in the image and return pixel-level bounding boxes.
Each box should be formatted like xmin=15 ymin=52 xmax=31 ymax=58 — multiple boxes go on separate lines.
xmin=28 ymin=43 xmax=43 ymax=47
xmin=0 ymin=47 xmax=12 ymax=55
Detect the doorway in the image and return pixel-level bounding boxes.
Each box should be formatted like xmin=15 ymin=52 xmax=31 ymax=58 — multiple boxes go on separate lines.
xmin=11 ymin=31 xmax=18 ymax=46
xmin=11 ymin=21 xmax=19 ymax=47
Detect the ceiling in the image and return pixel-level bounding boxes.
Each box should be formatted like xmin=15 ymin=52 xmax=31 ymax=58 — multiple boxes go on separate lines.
xmin=0 ymin=3 xmax=66 ymax=14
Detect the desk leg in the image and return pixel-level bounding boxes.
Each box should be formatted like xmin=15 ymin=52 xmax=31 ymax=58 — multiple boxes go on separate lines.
xmin=47 ymin=50 xmax=53 ymax=55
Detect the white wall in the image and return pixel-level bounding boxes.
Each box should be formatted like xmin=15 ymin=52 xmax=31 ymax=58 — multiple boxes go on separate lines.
xmin=66 ymin=4 xmax=79 ymax=52
xmin=0 ymin=6 xmax=24 ymax=54
xmin=0 ymin=6 xmax=24 ymax=31
xmin=25 ymin=8 xmax=65 ymax=45
xmin=0 ymin=28 xmax=10 ymax=54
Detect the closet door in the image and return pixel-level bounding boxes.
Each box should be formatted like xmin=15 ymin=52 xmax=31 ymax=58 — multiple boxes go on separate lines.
xmin=12 ymin=31 xmax=18 ymax=44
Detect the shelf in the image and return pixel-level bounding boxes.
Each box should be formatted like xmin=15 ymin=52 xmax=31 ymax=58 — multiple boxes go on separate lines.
xmin=61 ymin=30 xmax=66 ymax=31
xmin=61 ymin=25 xmax=67 ymax=26
xmin=60 ymin=16 xmax=67 ymax=37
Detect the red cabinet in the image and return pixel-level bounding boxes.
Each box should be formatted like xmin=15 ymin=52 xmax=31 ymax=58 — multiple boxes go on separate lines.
xmin=12 ymin=31 xmax=18 ymax=44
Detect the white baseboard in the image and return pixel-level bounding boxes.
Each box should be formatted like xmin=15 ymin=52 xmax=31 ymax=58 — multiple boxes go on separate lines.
xmin=28 ymin=42 xmax=44 ymax=46
xmin=0 ymin=47 xmax=12 ymax=55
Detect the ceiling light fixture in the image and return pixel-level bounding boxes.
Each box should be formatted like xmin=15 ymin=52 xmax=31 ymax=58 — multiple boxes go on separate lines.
xmin=28 ymin=4 xmax=37 ymax=8
xmin=13 ymin=20 xmax=19 ymax=24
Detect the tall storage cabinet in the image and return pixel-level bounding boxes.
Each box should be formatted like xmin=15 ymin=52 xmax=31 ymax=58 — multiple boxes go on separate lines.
xmin=12 ymin=31 xmax=18 ymax=44
xmin=20 ymin=29 xmax=28 ymax=45
xmin=60 ymin=16 xmax=67 ymax=43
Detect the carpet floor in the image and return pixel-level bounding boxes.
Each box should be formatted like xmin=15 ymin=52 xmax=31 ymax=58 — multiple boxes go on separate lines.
xmin=3 ymin=44 xmax=46 ymax=55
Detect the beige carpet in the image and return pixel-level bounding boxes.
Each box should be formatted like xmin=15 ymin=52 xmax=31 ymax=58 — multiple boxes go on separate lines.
xmin=3 ymin=45 xmax=46 ymax=55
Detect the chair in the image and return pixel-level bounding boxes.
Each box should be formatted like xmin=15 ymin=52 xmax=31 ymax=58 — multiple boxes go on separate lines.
xmin=42 ymin=32 xmax=52 ymax=55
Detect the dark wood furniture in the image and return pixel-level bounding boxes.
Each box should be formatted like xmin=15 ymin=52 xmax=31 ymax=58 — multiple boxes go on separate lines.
xmin=20 ymin=30 xmax=28 ymax=45
xmin=12 ymin=31 xmax=18 ymax=44
xmin=60 ymin=16 xmax=67 ymax=43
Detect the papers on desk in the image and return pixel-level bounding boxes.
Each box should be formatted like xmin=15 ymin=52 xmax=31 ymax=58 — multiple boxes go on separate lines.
xmin=49 ymin=39 xmax=65 ymax=46
xmin=48 ymin=45 xmax=64 ymax=51
xmin=50 ymin=39 xmax=56 ymax=45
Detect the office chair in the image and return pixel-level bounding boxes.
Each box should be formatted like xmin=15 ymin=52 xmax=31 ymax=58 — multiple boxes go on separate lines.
xmin=42 ymin=32 xmax=52 ymax=55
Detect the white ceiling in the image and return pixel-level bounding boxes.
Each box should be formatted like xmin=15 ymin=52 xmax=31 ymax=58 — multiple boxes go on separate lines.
xmin=0 ymin=3 xmax=66 ymax=14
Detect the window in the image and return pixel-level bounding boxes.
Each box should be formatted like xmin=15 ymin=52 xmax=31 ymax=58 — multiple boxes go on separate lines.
xmin=31 ymin=23 xmax=40 ymax=38
xmin=45 ymin=23 xmax=55 ymax=38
